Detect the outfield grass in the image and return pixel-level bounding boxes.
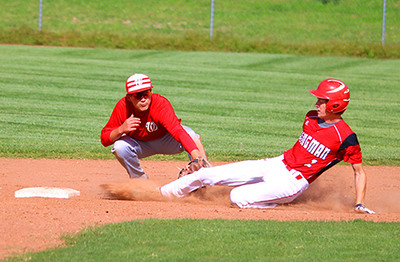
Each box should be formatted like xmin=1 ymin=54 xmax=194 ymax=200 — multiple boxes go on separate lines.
xmin=2 ymin=46 xmax=399 ymax=261
xmin=8 ymin=219 xmax=400 ymax=261
xmin=2 ymin=2 xmax=399 ymax=259
xmin=1 ymin=45 xmax=399 ymax=164
xmin=1 ymin=0 xmax=399 ymax=58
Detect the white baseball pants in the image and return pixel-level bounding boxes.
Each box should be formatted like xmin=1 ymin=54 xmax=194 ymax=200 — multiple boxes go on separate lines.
xmin=160 ymin=155 xmax=309 ymax=209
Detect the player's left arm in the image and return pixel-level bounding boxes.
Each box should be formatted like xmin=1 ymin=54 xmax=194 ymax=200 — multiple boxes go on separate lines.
xmin=352 ymin=163 xmax=366 ymax=205
xmin=339 ymin=133 xmax=374 ymax=214
xmin=156 ymin=97 xmax=200 ymax=153
xmin=351 ymin=163 xmax=375 ymax=214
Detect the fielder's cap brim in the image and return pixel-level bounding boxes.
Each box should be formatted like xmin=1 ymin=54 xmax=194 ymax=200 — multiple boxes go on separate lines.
xmin=127 ymin=86 xmax=153 ymax=94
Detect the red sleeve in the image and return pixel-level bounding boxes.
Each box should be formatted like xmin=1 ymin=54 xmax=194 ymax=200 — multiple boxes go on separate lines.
xmin=154 ymin=96 xmax=198 ymax=153
xmin=341 ymin=144 xmax=362 ymax=164
xmin=100 ymin=98 xmax=129 ymax=147
xmin=169 ymin=125 xmax=199 ymax=153
xmin=336 ymin=133 xmax=362 ymax=164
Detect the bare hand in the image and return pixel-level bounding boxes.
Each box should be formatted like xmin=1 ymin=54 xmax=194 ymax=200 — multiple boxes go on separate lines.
xmin=120 ymin=114 xmax=141 ymax=134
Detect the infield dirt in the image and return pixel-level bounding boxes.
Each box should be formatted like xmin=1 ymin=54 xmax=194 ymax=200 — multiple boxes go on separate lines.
xmin=1 ymin=158 xmax=399 ymax=259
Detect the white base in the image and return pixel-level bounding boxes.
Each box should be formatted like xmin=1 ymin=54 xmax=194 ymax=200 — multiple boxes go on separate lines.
xmin=15 ymin=187 xmax=80 ymax=199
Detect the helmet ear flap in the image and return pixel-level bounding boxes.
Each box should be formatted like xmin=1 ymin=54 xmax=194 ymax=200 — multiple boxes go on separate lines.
xmin=326 ymin=102 xmax=342 ymax=113
xmin=330 ymin=103 xmax=340 ymax=111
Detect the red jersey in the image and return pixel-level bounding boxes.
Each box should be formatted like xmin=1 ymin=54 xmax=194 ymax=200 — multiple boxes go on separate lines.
xmin=101 ymin=93 xmax=198 ymax=153
xmin=283 ymin=110 xmax=362 ymax=183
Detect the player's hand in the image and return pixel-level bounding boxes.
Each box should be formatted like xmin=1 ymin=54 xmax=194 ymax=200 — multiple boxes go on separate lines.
xmin=120 ymin=114 xmax=141 ymax=133
xmin=355 ymin=203 xmax=375 ymax=214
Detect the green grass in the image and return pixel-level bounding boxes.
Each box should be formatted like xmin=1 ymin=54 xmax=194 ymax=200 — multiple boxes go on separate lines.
xmin=7 ymin=219 xmax=400 ymax=261
xmin=1 ymin=0 xmax=400 ymax=58
xmin=2 ymin=3 xmax=399 ymax=259
xmin=1 ymin=45 xmax=400 ymax=165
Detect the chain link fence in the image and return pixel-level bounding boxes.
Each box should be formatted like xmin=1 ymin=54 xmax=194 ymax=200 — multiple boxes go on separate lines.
xmin=2 ymin=0 xmax=400 ymax=56
xmin=209 ymin=0 xmax=399 ymax=45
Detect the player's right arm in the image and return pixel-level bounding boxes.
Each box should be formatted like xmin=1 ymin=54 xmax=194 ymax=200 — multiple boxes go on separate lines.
xmin=101 ymin=97 xmax=137 ymax=147
xmin=109 ymin=114 xmax=141 ymax=142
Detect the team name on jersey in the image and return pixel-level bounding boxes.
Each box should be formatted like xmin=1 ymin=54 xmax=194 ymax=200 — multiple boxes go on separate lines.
xmin=298 ymin=132 xmax=331 ymax=160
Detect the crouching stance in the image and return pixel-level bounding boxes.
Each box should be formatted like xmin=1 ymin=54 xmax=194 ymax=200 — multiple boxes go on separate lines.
xmin=160 ymin=79 xmax=374 ymax=214
xmin=101 ymin=73 xmax=209 ymax=179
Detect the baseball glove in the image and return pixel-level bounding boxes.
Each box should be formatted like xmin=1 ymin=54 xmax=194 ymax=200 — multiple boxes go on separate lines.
xmin=178 ymin=157 xmax=212 ymax=178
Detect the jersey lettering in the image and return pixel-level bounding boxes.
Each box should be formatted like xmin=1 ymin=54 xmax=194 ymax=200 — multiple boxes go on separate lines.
xmin=304 ymin=159 xmax=318 ymax=168
xmin=298 ymin=132 xmax=331 ymax=160
xmin=320 ymin=147 xmax=331 ymax=160
xmin=307 ymin=139 xmax=320 ymax=154
xmin=314 ymin=144 xmax=325 ymax=158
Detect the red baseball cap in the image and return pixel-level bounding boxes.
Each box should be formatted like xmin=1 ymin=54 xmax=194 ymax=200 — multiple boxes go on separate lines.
xmin=125 ymin=73 xmax=154 ymax=94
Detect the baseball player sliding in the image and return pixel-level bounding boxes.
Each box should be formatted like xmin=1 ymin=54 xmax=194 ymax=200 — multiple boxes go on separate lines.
xmin=101 ymin=73 xmax=210 ymax=179
xmin=160 ymin=78 xmax=375 ymax=214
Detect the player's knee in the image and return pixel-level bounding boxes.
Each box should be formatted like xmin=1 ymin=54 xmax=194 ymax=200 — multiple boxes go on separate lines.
xmin=193 ymin=168 xmax=216 ymax=186
xmin=112 ymin=140 xmax=127 ymax=154
xmin=229 ymin=188 xmax=248 ymax=208
xmin=182 ymin=125 xmax=200 ymax=140
xmin=112 ymin=140 xmax=137 ymax=158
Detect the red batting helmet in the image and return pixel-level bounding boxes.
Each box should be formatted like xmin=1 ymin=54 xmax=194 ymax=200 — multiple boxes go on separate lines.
xmin=125 ymin=73 xmax=154 ymax=94
xmin=309 ymin=78 xmax=350 ymax=113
